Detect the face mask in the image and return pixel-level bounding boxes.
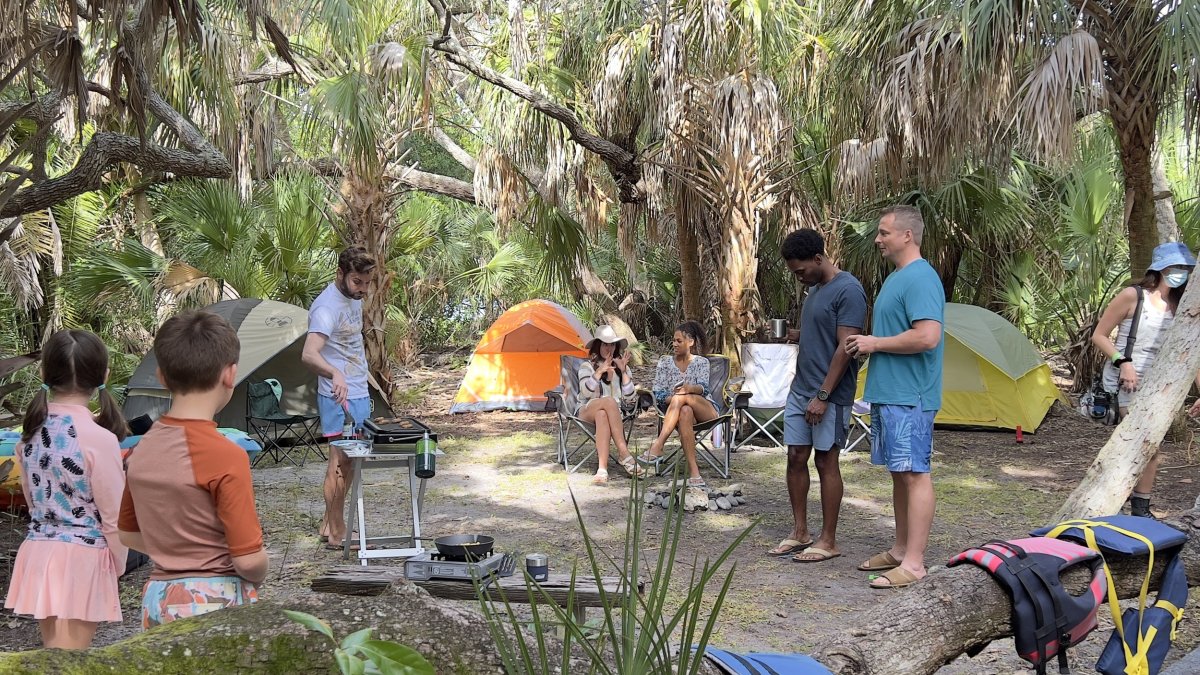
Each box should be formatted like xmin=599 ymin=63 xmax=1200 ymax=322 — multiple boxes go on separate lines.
xmin=1163 ymin=269 xmax=1189 ymax=288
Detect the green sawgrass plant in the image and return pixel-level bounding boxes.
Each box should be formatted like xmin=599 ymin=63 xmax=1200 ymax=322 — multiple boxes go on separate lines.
xmin=477 ymin=459 xmax=758 ymax=674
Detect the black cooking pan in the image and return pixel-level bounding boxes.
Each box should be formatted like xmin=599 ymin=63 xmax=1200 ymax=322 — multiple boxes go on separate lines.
xmin=434 ymin=534 xmax=494 ymax=560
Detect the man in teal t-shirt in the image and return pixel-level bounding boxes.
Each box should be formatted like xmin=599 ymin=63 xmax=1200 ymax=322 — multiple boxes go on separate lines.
xmin=845 ymin=205 xmax=945 ymax=590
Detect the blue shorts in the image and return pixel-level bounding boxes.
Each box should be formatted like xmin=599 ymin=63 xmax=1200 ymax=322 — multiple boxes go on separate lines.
xmin=869 ymin=404 xmax=935 ymax=473
xmin=318 ymin=394 xmax=372 ymax=437
xmin=783 ymin=392 xmax=849 ymax=452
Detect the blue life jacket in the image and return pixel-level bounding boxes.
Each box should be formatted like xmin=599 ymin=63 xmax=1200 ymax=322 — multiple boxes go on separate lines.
xmin=1035 ymin=516 xmax=1188 ymax=675
xmin=948 ymin=537 xmax=1106 ymax=675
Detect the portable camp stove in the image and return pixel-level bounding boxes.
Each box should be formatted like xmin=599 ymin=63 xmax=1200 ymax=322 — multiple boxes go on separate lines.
xmin=403 ymin=551 xmax=515 ymax=583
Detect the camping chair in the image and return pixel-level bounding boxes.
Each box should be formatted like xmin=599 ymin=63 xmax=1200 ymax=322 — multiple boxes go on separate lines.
xmin=649 ymin=355 xmax=749 ymax=480
xmin=842 ymin=399 xmax=872 ymax=454
xmin=245 ymin=379 xmax=324 ymax=467
xmin=546 ymin=355 xmax=652 ymax=474
xmin=732 ymin=343 xmax=796 ymax=450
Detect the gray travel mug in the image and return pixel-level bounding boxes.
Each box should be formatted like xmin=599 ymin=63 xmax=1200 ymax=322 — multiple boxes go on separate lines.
xmin=525 ymin=553 xmax=549 ymax=582
xmin=770 ymin=319 xmax=788 ymax=340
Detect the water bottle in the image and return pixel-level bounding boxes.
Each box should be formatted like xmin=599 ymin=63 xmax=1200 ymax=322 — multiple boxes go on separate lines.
xmin=415 ymin=429 xmax=436 ymax=479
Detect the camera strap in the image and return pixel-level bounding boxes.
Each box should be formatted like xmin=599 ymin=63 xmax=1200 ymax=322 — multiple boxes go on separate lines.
xmin=1124 ymin=286 xmax=1144 ymax=361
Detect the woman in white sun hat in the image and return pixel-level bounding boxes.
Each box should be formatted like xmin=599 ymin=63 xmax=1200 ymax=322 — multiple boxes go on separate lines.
xmin=577 ymin=325 xmax=644 ymax=483
xmin=1092 ymin=241 xmax=1200 ymax=517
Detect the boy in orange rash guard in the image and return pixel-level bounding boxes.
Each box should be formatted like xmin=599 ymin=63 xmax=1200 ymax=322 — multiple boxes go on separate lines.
xmin=119 ymin=310 xmax=267 ymax=628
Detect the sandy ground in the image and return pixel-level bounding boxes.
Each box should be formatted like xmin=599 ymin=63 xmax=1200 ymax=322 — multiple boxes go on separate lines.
xmin=3 ymin=362 xmax=1200 ymax=673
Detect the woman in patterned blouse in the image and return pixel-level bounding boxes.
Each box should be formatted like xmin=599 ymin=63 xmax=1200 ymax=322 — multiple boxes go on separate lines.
xmin=639 ymin=320 xmax=717 ymax=487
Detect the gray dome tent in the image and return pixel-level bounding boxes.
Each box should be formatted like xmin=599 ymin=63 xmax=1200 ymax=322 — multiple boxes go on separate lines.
xmin=123 ymin=298 xmax=393 ymax=430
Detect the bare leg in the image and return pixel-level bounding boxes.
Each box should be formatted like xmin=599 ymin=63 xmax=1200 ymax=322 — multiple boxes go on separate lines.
xmin=322 ymin=445 xmax=353 ymax=544
xmin=580 ymin=398 xmax=629 ymax=471
xmin=601 ymin=399 xmax=630 ymax=457
xmin=39 ymin=617 xmax=98 ymax=649
xmin=678 ymin=405 xmax=701 ymax=478
xmin=785 ymin=445 xmax=813 ymax=544
xmin=648 ymin=396 xmax=687 ymax=456
xmin=591 ymin=397 xmax=629 ymax=456
xmin=1134 ymin=451 xmax=1161 ymax=494
xmin=889 ymin=472 xmax=908 ymax=562
xmin=593 ymin=407 xmax=612 ymax=468
xmin=677 ymin=395 xmax=717 ymax=479
xmin=810 ymin=448 xmax=844 ymax=554
xmin=895 ymin=471 xmax=933 ymax=577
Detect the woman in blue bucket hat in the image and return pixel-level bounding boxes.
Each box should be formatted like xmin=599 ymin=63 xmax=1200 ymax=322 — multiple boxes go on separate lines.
xmin=1092 ymin=241 xmax=1200 ymax=517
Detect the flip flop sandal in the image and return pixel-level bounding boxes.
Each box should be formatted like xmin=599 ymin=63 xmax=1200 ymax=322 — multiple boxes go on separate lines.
xmin=618 ymin=455 xmax=644 ymax=479
xmin=857 ymin=551 xmax=901 ymax=572
xmin=766 ymin=538 xmax=813 ymax=556
xmin=592 ymin=469 xmax=610 ymax=484
xmin=869 ymin=566 xmax=923 ymax=589
xmin=792 ymin=546 xmax=841 ymax=563
xmin=636 ymin=451 xmax=665 ymax=466
xmin=685 ymin=478 xmax=708 ymax=489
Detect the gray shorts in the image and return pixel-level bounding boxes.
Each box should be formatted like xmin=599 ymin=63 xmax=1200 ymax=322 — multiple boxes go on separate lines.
xmin=783 ymin=391 xmax=849 ymax=451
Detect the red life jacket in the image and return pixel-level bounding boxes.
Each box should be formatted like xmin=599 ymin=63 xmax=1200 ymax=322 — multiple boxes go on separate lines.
xmin=949 ymin=537 xmax=1107 ymax=675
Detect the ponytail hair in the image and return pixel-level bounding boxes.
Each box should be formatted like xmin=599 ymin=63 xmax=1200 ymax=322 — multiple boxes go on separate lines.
xmin=20 ymin=387 xmax=49 ymax=445
xmin=20 ymin=330 xmax=128 ymax=445
xmin=676 ymin=320 xmax=708 ymax=356
xmin=96 ymin=386 xmax=129 ymax=441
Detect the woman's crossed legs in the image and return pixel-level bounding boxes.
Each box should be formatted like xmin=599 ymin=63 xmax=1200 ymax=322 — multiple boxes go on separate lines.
xmin=645 ymin=394 xmax=717 ymax=480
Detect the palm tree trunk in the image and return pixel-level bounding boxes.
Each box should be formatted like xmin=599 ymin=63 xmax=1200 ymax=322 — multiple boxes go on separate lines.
xmin=678 ymin=207 xmax=702 ymax=321
xmin=1115 ymin=131 xmax=1158 ymax=277
xmin=1103 ymin=19 xmax=1164 ymax=277
xmin=338 ymin=170 xmax=395 ymax=397
xmin=935 ymin=243 xmax=962 ymax=302
xmin=1151 ymin=153 xmax=1180 ymax=243
xmin=717 ymin=210 xmax=762 ymax=364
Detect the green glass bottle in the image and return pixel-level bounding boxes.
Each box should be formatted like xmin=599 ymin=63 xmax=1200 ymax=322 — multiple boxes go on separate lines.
xmin=415 ymin=429 xmax=436 ymax=479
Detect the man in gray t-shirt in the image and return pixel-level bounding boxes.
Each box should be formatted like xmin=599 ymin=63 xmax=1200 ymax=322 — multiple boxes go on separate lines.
xmin=766 ymin=229 xmax=867 ymax=563
xmin=302 ymin=245 xmax=376 ymax=549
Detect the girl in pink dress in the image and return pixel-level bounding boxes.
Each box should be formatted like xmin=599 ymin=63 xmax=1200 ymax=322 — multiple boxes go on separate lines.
xmin=4 ymin=330 xmax=129 ymax=649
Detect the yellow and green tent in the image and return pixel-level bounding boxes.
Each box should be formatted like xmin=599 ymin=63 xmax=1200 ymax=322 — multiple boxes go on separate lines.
xmin=857 ymin=303 xmax=1064 ymax=431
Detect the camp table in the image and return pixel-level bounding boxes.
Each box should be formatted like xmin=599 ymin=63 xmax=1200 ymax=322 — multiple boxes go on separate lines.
xmin=339 ymin=435 xmax=443 ymax=566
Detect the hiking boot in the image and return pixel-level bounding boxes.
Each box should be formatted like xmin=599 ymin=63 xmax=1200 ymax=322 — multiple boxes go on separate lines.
xmin=1130 ymin=496 xmax=1154 ymax=518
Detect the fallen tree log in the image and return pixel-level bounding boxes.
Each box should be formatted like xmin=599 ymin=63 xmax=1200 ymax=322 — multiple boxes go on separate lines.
xmin=811 ymin=509 xmax=1200 ymax=674
xmin=0 ymin=573 xmax=714 ymax=674
xmin=0 ymin=580 xmax=595 ymax=674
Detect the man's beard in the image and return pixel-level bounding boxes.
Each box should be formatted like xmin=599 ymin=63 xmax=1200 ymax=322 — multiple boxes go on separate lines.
xmin=337 ymin=278 xmax=365 ymax=300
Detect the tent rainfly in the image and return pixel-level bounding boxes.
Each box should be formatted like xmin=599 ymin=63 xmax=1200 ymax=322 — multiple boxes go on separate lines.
xmin=450 ymin=299 xmax=592 ymax=413
xmin=856 ymin=303 xmax=1064 ymax=431
xmin=123 ymin=298 xmax=392 ymax=430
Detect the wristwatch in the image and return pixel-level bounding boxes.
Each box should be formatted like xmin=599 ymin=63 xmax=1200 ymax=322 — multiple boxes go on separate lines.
xmin=1113 ymin=357 xmax=1132 ymax=367
xmin=816 ymin=389 xmax=830 ymax=402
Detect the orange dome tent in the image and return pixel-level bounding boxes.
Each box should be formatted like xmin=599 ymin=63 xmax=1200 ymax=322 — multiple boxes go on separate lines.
xmin=450 ymin=300 xmax=592 ymax=413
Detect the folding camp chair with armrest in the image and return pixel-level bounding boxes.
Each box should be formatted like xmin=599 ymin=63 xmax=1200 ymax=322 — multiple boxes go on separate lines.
xmin=841 ymin=399 xmax=872 ymax=454
xmin=646 ymin=355 xmax=750 ymax=480
xmin=732 ymin=343 xmax=796 ymax=450
xmin=546 ymin=355 xmax=652 ymax=474
xmin=246 ymin=379 xmax=325 ymax=467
